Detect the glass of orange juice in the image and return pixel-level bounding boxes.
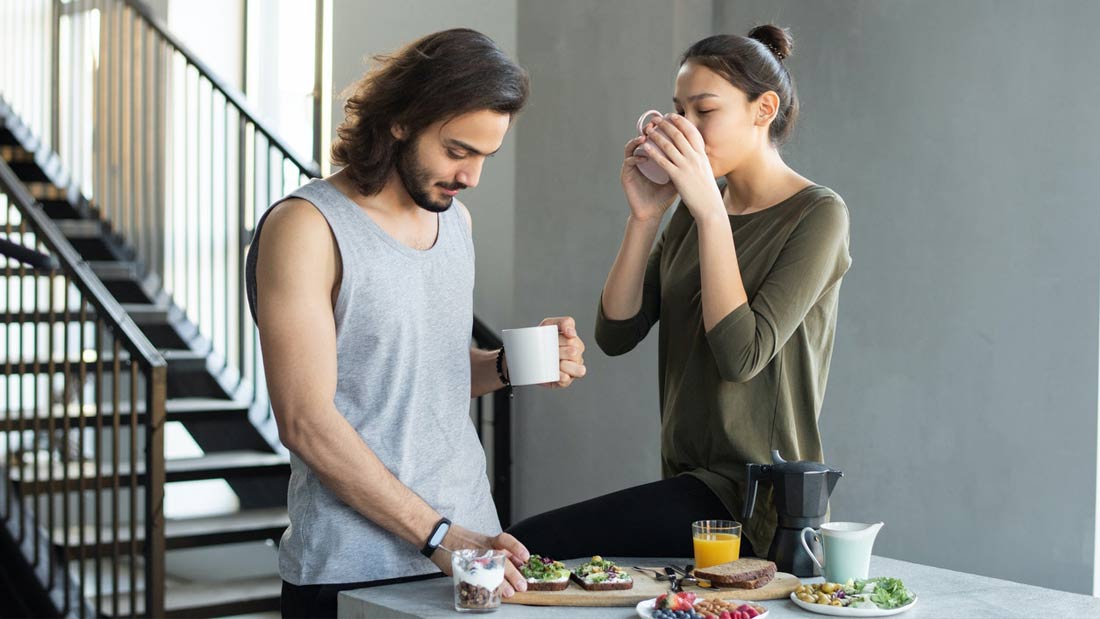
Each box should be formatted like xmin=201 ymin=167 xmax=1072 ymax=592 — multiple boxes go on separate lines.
xmin=692 ymin=520 xmax=742 ymax=569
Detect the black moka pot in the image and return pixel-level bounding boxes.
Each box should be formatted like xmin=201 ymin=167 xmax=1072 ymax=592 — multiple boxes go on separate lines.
xmin=742 ymin=450 xmax=842 ymax=577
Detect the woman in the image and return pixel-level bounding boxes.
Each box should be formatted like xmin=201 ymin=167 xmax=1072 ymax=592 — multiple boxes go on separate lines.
xmin=508 ymin=25 xmax=851 ymax=560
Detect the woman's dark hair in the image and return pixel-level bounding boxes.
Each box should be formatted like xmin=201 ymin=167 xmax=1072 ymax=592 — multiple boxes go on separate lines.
xmin=680 ymin=25 xmax=799 ymax=146
xmin=331 ymin=28 xmax=529 ymax=196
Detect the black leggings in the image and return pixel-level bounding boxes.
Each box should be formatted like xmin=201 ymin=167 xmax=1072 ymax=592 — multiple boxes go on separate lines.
xmin=506 ymin=474 xmax=756 ymax=560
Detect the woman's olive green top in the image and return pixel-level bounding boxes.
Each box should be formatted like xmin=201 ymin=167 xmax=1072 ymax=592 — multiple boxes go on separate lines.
xmin=595 ymin=184 xmax=851 ymax=558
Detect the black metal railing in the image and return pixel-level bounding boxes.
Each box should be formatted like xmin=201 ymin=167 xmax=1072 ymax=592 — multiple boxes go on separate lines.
xmin=472 ymin=317 xmax=513 ymax=527
xmin=1 ymin=156 xmax=167 ymax=617
xmin=1 ymin=0 xmax=317 ymax=416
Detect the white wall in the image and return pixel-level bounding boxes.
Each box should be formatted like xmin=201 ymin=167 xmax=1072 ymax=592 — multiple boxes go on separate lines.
xmin=329 ymin=0 xmax=519 ymax=330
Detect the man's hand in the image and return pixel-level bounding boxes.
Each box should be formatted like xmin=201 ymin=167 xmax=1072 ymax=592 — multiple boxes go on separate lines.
xmin=538 ymin=316 xmax=587 ymax=388
xmin=432 ymin=524 xmax=531 ymax=597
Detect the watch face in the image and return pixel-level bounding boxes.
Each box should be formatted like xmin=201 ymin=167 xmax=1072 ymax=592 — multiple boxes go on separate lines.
xmin=430 ymin=522 xmax=449 ymax=547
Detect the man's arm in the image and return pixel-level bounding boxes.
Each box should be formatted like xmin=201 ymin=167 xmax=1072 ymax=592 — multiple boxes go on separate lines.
xmin=471 ymin=347 xmax=506 ymax=398
xmin=456 ymin=201 xmax=587 ymax=396
xmin=255 ymin=199 xmax=528 ymax=591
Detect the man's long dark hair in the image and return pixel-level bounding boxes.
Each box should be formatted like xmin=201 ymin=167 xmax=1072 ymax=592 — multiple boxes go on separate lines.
xmin=331 ymin=29 xmax=529 ymax=196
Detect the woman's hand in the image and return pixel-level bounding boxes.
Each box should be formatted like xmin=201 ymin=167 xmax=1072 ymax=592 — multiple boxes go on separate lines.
xmin=621 ymin=124 xmax=680 ymax=223
xmin=639 ymin=114 xmax=725 ymax=222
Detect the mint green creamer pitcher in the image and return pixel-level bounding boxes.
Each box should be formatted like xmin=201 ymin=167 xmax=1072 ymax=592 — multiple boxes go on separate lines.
xmin=799 ymin=521 xmax=884 ymax=583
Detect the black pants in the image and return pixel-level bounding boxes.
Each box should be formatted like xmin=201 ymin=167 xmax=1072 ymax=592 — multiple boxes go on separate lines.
xmin=506 ymin=474 xmax=756 ymax=560
xmin=281 ymin=572 xmax=444 ymax=619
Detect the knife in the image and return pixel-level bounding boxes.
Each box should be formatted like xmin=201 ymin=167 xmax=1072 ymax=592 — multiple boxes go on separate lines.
xmin=663 ymin=567 xmax=683 ymax=592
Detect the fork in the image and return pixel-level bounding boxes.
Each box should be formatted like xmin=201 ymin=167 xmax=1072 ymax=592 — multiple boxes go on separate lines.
xmin=632 ymin=566 xmax=672 ymax=580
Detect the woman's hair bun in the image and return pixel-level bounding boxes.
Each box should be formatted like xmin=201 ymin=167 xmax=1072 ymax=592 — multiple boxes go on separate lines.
xmin=747 ymin=24 xmax=793 ymax=61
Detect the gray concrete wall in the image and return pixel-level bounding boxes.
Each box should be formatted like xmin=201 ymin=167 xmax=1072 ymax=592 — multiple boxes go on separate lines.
xmin=325 ymin=0 xmax=1100 ymax=595
xmin=330 ymin=0 xmax=519 ymax=329
xmin=716 ymin=0 xmax=1100 ymax=594
xmin=512 ymin=0 xmax=715 ymax=520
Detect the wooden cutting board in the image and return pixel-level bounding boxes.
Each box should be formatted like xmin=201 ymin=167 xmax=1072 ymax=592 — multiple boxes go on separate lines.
xmin=505 ymin=566 xmax=799 ymax=608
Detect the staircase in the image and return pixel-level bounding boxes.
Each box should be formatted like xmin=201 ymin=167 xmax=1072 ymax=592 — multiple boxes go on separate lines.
xmin=0 ymin=0 xmax=514 ymax=617
xmin=2 ymin=111 xmax=289 ymax=618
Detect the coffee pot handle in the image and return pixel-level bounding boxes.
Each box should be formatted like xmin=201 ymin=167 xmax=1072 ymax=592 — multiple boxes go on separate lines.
xmin=743 ymin=463 xmax=767 ymax=521
xmin=799 ymin=527 xmax=825 ymax=570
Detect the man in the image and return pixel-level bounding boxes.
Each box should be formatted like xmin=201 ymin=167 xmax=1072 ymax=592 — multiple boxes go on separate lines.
xmin=245 ymin=29 xmax=587 ymax=618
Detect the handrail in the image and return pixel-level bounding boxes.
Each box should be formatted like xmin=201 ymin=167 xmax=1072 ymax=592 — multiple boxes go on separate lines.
xmin=0 ymin=236 xmax=59 ymax=273
xmin=2 ymin=150 xmax=168 ymax=618
xmin=117 ymin=0 xmax=320 ymax=179
xmin=472 ymin=316 xmax=504 ymax=350
xmin=0 ymin=159 xmax=165 ymax=367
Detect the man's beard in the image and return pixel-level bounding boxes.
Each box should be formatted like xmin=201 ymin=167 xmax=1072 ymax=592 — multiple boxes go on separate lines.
xmin=395 ymin=139 xmax=465 ymax=213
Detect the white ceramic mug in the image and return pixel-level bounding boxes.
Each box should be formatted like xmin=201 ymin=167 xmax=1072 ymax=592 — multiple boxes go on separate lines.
xmin=501 ymin=325 xmax=559 ymax=386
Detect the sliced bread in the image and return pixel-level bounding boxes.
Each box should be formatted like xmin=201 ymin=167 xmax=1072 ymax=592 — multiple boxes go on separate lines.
xmin=694 ymin=558 xmax=777 ymax=588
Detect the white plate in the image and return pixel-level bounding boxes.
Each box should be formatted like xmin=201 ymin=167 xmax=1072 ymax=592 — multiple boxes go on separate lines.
xmin=635 ymin=597 xmax=770 ymax=619
xmin=789 ymin=593 xmax=918 ymax=617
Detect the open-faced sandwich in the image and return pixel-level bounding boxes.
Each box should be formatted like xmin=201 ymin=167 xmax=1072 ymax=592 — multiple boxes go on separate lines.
xmin=519 ymin=555 xmax=571 ymax=591
xmin=693 ymin=558 xmax=776 ymax=589
xmin=571 ymin=555 xmax=634 ymax=591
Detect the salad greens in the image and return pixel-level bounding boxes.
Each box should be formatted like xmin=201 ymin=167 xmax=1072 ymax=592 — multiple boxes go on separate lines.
xmin=845 ymin=577 xmax=916 ymax=609
xmin=519 ymin=555 xmax=570 ymax=581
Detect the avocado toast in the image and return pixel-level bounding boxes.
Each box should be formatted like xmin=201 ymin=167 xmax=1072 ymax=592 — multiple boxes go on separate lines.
xmin=519 ymin=555 xmax=571 ymax=592
xmin=571 ymin=555 xmax=634 ymax=591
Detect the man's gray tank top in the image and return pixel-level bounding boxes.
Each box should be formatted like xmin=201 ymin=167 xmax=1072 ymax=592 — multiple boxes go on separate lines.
xmin=245 ymin=178 xmax=501 ymax=585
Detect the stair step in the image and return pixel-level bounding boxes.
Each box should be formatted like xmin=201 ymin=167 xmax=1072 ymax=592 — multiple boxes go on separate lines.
xmin=52 ymin=507 xmax=288 ymax=553
xmin=0 ymin=144 xmax=35 ymax=162
xmin=2 ymin=348 xmax=206 ymax=373
xmin=161 ymin=349 xmax=208 ymax=372
xmin=24 ymin=182 xmax=68 ymax=201
xmin=87 ymin=260 xmax=142 ymax=281
xmin=10 ymin=450 xmax=290 ymax=494
xmin=120 ymin=303 xmax=169 ymax=323
xmin=110 ymin=575 xmax=282 ymax=619
xmin=0 ymin=304 xmax=175 ymax=330
xmin=55 ymin=218 xmax=107 ymax=239
xmin=0 ymin=397 xmax=252 ymax=431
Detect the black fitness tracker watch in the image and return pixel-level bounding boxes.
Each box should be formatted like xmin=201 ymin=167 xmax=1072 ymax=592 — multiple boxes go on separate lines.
xmin=420 ymin=517 xmax=451 ymax=558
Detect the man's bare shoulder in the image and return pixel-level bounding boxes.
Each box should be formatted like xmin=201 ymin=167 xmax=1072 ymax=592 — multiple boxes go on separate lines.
xmin=261 ymin=198 xmax=331 ymax=246
xmin=258 ymin=198 xmax=341 ymax=264
xmin=255 ymin=198 xmax=338 ymax=289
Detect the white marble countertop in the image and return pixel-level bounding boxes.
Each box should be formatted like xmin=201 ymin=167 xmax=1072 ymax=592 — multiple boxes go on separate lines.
xmin=338 ymin=555 xmax=1100 ymax=618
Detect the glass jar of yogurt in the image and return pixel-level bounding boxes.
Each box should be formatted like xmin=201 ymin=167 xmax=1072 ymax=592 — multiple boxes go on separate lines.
xmin=451 ymin=549 xmax=507 ymax=612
